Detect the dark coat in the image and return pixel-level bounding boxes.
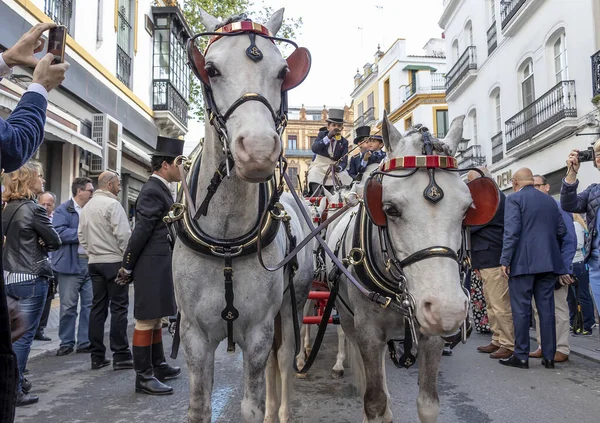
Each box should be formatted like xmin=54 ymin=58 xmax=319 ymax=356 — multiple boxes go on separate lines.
xmin=348 ymin=154 xmax=362 ymax=180
xmin=122 ymin=176 xmax=176 ymax=320
xmin=470 ymin=190 xmax=505 ymax=269
xmin=560 ymin=179 xmax=600 ymax=262
xmin=500 ymin=186 xmax=574 ymax=276
xmin=311 ymin=130 xmax=349 ymax=171
xmin=2 ymin=199 xmax=61 ymax=278
xmin=51 ymin=199 xmax=83 ymax=275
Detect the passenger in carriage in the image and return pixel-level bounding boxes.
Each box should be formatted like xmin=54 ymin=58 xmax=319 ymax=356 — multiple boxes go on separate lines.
xmin=350 ymin=132 xmax=386 ymax=182
xmin=307 ymin=108 xmax=349 ymax=195
xmin=348 ymin=125 xmax=370 ymax=180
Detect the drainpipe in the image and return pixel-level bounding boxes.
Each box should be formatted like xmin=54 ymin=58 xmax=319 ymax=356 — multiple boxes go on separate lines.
xmin=96 ymin=0 xmax=103 ymax=49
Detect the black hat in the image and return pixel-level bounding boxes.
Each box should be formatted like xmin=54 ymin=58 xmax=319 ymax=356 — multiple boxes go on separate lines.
xmin=326 ymin=108 xmax=345 ymax=123
xmin=153 ymin=136 xmax=185 ymax=158
xmin=354 ymin=126 xmax=371 ymax=144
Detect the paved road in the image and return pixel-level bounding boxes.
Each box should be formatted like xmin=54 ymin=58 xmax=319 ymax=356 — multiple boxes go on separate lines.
xmin=16 ymin=329 xmax=600 ymax=422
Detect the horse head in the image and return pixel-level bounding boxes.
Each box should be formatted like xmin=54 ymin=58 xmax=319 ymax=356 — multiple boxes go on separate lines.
xmin=370 ymin=114 xmax=471 ymax=337
xmin=194 ymin=9 xmax=310 ymax=183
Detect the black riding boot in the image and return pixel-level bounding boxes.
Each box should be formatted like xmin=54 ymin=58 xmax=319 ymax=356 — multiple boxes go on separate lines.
xmin=133 ymin=329 xmax=173 ymax=395
xmin=151 ymin=328 xmax=181 ymax=381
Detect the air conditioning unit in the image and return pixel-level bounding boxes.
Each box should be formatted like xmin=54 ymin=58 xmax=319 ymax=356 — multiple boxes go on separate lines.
xmin=91 ymin=113 xmax=123 ymax=176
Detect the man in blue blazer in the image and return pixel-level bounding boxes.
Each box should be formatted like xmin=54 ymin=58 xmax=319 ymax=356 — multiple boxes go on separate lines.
xmin=0 ymin=23 xmax=70 ymax=416
xmin=348 ymin=125 xmax=370 ymax=180
xmin=499 ymin=168 xmax=572 ymax=369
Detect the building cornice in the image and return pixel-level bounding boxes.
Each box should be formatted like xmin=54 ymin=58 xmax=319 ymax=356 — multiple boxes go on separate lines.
xmin=381 ymin=93 xmax=447 ymax=126
xmin=351 ymin=71 xmax=378 ymax=98
xmin=439 ymin=0 xmax=464 ymax=29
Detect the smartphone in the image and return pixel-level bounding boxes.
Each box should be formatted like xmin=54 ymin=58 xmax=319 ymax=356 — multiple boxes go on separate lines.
xmin=47 ymin=25 xmax=67 ymax=64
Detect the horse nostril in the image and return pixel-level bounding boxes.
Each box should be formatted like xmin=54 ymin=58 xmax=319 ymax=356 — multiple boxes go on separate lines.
xmin=423 ymin=301 xmax=434 ymax=314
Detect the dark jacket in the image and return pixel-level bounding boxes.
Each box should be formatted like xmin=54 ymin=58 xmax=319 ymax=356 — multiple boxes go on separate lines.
xmin=0 ymin=85 xmax=48 ymax=423
xmin=122 ymin=176 xmax=176 ymax=320
xmin=348 ymin=150 xmax=386 ymax=180
xmin=561 ymin=179 xmax=600 ymax=262
xmin=311 ymin=130 xmax=349 ymax=171
xmin=51 ymin=199 xmax=84 ymax=275
xmin=470 ymin=190 xmax=505 ymax=269
xmin=2 ymin=199 xmax=61 ymax=278
xmin=500 ymin=186 xmax=574 ymax=276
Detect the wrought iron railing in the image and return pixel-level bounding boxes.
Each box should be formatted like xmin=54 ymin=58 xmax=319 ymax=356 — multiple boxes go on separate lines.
xmin=354 ymin=115 xmax=365 ymax=128
xmin=363 ymin=107 xmax=376 ymax=124
xmin=446 ymin=47 xmax=477 ymax=94
xmin=284 ymin=149 xmax=313 ymax=157
xmin=487 ymin=22 xmax=497 ymax=55
xmin=458 ymin=145 xmax=486 ymax=170
xmin=431 ymin=73 xmax=447 ymax=90
xmin=505 ymin=80 xmax=577 ymax=150
xmin=153 ymin=79 xmax=189 ymax=126
xmin=501 ymin=0 xmax=527 ymax=29
xmin=116 ymin=46 xmax=132 ymax=87
xmin=492 ymin=132 xmax=504 ymax=163
xmin=592 ymin=50 xmax=600 ymax=97
xmin=45 ymin=0 xmax=73 ymax=34
xmin=405 ymin=85 xmax=416 ymax=100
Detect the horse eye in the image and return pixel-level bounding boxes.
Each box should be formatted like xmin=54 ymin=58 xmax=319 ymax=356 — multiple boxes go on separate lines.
xmin=205 ymin=64 xmax=221 ymax=78
xmin=277 ymin=66 xmax=289 ymax=80
xmin=384 ymin=206 xmax=401 ymax=218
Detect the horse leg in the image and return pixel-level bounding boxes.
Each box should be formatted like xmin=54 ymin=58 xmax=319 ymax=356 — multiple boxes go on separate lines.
xmin=416 ymin=335 xmax=445 ymax=423
xmin=182 ymin=322 xmax=217 ymax=423
xmin=276 ymin=291 xmax=301 ymax=423
xmin=331 ymin=325 xmax=346 ymax=378
xmin=295 ymin=301 xmax=312 ymax=378
xmin=356 ymin=330 xmax=388 ymax=423
xmin=241 ymin=324 xmax=273 ymax=423
xmin=265 ymin=348 xmax=280 ymax=422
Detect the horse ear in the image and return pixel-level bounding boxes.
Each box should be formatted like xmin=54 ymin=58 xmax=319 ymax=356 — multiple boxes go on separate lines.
xmin=264 ymin=8 xmax=285 ymax=36
xmin=187 ymin=40 xmax=210 ymax=86
xmin=464 ymin=177 xmax=500 ymax=226
xmin=198 ymin=8 xmax=221 ymax=31
xmin=442 ymin=115 xmax=465 ymax=156
xmin=365 ymin=178 xmax=387 ymax=227
xmin=382 ymin=110 xmax=403 ymax=154
xmin=282 ymin=47 xmax=311 ymax=91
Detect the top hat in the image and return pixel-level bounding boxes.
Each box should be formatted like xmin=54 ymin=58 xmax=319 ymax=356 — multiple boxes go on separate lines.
xmin=153 ymin=136 xmax=185 ymax=158
xmin=326 ymin=108 xmax=345 ymax=124
xmin=354 ymin=126 xmax=371 ymax=144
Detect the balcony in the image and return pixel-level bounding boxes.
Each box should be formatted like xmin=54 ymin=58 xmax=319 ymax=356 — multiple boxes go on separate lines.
xmin=446 ymin=47 xmax=477 ymax=98
xmin=592 ymin=50 xmax=600 ymax=97
xmin=116 ymin=46 xmax=131 ymax=88
xmin=487 ymin=22 xmax=497 ymax=55
xmin=153 ymin=80 xmax=189 ymax=130
xmin=458 ymin=144 xmax=486 ymax=171
xmin=45 ymin=0 xmax=73 ymax=34
xmin=353 ymin=115 xmax=365 ymax=128
xmin=505 ymin=80 xmax=577 ymax=151
xmin=500 ymin=0 xmax=542 ymax=36
xmin=405 ymin=85 xmax=416 ymax=100
xmin=492 ymin=132 xmax=504 ymax=163
xmin=431 ymin=73 xmax=447 ymax=90
xmin=284 ymin=149 xmax=313 ymax=157
xmin=364 ymin=107 xmax=376 ymax=125
xmin=501 ymin=0 xmax=526 ymax=29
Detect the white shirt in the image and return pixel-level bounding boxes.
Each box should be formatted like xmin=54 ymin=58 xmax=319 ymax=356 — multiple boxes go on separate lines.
xmin=72 ymin=199 xmax=87 ymax=256
xmin=151 ymin=173 xmax=170 ymax=189
xmin=0 ymin=53 xmax=49 ymax=100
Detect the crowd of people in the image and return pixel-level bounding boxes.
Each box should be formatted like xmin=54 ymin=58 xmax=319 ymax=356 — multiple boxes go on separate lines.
xmin=467 ymin=158 xmax=600 ymax=370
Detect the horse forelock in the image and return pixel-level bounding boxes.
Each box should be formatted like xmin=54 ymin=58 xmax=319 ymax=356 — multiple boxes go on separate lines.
xmin=401 ymin=130 xmax=452 ymax=157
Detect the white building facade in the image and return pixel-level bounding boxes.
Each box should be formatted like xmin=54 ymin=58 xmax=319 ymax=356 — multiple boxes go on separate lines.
xmin=0 ymin=0 xmax=191 ymax=215
xmin=440 ymin=0 xmax=600 ymax=194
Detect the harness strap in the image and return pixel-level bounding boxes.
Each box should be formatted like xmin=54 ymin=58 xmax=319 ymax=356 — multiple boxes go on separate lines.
xmin=170 ymin=312 xmax=181 ymax=359
xmin=195 ymin=158 xmax=233 ymax=219
xmin=177 ymin=158 xmax=197 ymax=218
xmin=220 ymin=251 xmax=239 ymax=353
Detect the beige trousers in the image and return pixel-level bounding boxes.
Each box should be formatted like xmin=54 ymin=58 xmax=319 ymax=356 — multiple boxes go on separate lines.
xmin=480 ymin=267 xmax=515 ymax=349
xmin=533 ymin=285 xmax=570 ymax=355
xmin=135 ymin=319 xmax=163 ymax=331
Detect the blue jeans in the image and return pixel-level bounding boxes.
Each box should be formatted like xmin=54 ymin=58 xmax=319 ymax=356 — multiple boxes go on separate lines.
xmin=585 ymin=251 xmax=600 ymax=321
xmin=567 ymin=262 xmax=596 ymax=332
xmin=6 ymin=277 xmax=48 ymax=392
xmin=56 ymin=256 xmax=93 ymax=349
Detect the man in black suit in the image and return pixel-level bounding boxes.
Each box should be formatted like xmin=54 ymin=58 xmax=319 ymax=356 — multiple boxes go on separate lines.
xmin=307 ymin=108 xmax=349 ymax=194
xmin=499 ymin=168 xmax=571 ymax=369
xmin=348 ymin=126 xmax=387 ymax=182
xmin=348 ymin=125 xmax=370 ymax=180
xmin=115 ymin=136 xmax=184 ymax=395
xmin=467 ymin=168 xmax=514 ymax=360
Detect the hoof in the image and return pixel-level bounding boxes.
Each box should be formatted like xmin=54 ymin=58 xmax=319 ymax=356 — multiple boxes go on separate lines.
xmin=295 ymin=372 xmax=308 ymax=379
xmin=331 ymin=368 xmax=344 ymax=378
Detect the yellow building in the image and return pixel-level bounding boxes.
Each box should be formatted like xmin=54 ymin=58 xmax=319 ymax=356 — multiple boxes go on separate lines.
xmin=350 ymin=46 xmax=384 ymax=137
xmin=282 ymin=106 xmax=353 ymax=194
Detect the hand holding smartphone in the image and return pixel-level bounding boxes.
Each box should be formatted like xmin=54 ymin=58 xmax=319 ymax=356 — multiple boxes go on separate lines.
xmin=47 ymin=25 xmax=67 ymax=64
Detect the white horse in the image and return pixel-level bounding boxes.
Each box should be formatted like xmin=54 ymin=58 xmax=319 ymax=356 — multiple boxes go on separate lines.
xmin=172 ymin=9 xmax=313 ymax=423
xmin=326 ymin=114 xmax=472 ymax=423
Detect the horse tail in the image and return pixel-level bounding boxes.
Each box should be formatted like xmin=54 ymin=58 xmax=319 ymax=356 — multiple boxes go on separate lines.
xmin=348 ymin=339 xmax=366 ymax=397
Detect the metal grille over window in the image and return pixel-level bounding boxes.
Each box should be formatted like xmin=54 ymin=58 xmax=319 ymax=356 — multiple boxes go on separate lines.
xmin=45 ymin=0 xmax=73 ymax=34
xmin=593 ymin=50 xmax=600 ymax=98
xmin=117 ymin=0 xmax=133 ymax=87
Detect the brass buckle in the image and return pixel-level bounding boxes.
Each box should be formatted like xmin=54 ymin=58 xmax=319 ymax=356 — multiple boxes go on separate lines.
xmin=270 ymin=202 xmax=290 ymax=221
xmin=348 ymin=248 xmax=365 ymax=266
xmin=163 ymin=203 xmax=186 ymax=223
xmin=380 ymin=296 xmax=392 ymax=309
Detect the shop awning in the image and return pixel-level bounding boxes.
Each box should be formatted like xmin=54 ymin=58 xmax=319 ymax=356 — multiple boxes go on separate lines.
xmin=402 ymin=65 xmax=438 ymax=72
xmin=0 ymin=88 xmax=102 ymax=156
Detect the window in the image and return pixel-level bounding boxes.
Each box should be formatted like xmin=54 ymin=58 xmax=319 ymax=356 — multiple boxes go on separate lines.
xmin=404 ymin=116 xmax=413 ymax=131
xmin=383 ymin=79 xmax=391 ymax=112
xmin=309 ymin=136 xmax=317 ymax=146
xmin=521 ymin=60 xmax=535 ymax=107
xmin=465 ymin=22 xmax=474 ymax=46
xmin=288 ymin=167 xmax=299 ymax=190
xmin=366 ymin=92 xmax=375 ymax=122
xmin=435 ymin=109 xmax=449 ymax=138
xmin=554 ymin=34 xmax=568 ymax=83
xmin=117 ymin=0 xmax=133 ymax=87
xmin=45 ymin=0 xmax=74 ymax=35
xmin=287 ymin=135 xmax=298 ymax=150
xmin=357 ymin=101 xmax=364 ymax=117
xmin=452 ymin=40 xmax=460 ymax=61
xmin=469 ymin=110 xmax=478 ymax=144
xmin=494 ymin=92 xmax=502 ymax=133
xmin=490 ymin=0 xmax=496 ymax=22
